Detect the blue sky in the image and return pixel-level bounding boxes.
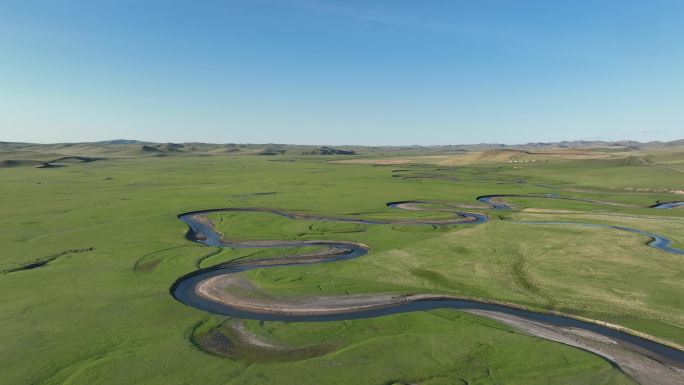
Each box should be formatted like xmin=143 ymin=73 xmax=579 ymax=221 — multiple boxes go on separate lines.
xmin=1 ymin=0 xmax=683 ymax=145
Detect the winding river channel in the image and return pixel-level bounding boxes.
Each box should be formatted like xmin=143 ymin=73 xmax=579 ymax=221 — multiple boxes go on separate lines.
xmin=171 ymin=196 xmax=684 ymax=384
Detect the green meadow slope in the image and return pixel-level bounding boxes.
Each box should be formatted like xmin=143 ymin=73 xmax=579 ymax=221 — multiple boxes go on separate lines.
xmin=1 ymin=150 xmax=683 ymax=385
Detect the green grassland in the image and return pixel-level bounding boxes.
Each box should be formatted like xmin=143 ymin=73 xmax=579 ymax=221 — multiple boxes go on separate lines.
xmin=1 ymin=150 xmax=683 ymax=385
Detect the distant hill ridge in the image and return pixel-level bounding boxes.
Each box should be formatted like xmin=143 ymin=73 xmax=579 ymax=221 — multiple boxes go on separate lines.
xmin=1 ymin=139 xmax=683 ymax=168
xmin=1 ymin=138 xmax=683 ymax=152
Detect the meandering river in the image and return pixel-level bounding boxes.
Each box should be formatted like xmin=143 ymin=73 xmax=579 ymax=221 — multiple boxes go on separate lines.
xmin=171 ymin=195 xmax=684 ymax=383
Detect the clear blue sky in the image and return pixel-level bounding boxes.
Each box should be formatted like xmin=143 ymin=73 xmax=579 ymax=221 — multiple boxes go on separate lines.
xmin=1 ymin=0 xmax=683 ymax=145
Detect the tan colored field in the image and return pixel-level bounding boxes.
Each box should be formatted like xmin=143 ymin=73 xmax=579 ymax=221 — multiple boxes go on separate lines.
xmin=436 ymin=149 xmax=620 ymax=166
xmin=331 ymin=155 xmax=451 ymax=165
xmin=333 ymin=149 xmax=621 ymax=166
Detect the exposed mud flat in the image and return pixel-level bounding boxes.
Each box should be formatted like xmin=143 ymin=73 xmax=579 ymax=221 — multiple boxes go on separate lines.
xmin=465 ymin=310 xmax=684 ymax=385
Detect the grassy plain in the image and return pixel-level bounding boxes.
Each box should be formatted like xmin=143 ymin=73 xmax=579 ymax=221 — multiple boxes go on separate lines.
xmin=1 ymin=150 xmax=683 ymax=385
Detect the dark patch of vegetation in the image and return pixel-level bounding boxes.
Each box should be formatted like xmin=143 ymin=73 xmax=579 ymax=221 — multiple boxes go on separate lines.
xmin=302 ymin=146 xmax=356 ymax=155
xmin=0 ymin=157 xmax=102 ymax=169
xmin=36 ymin=163 xmax=64 ymax=168
xmin=2 ymin=247 xmax=95 ymax=274
xmin=1 ymin=159 xmax=33 ymax=167
xmin=382 ymin=375 xmax=469 ymax=385
xmin=0 ymin=159 xmax=48 ymax=168
xmin=141 ymin=145 xmax=163 ymax=153
xmin=257 ymin=147 xmax=286 ymax=155
xmin=229 ymin=191 xmax=279 ymax=199
xmin=139 ymin=143 xmax=188 ymax=154
xmin=197 ymin=329 xmax=236 ymax=356
xmin=158 ymin=143 xmax=184 ymax=152
xmin=134 ymin=258 xmax=162 ymax=273
xmin=192 ymin=319 xmax=336 ymax=362
xmin=50 ymin=156 xmax=102 ymax=163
